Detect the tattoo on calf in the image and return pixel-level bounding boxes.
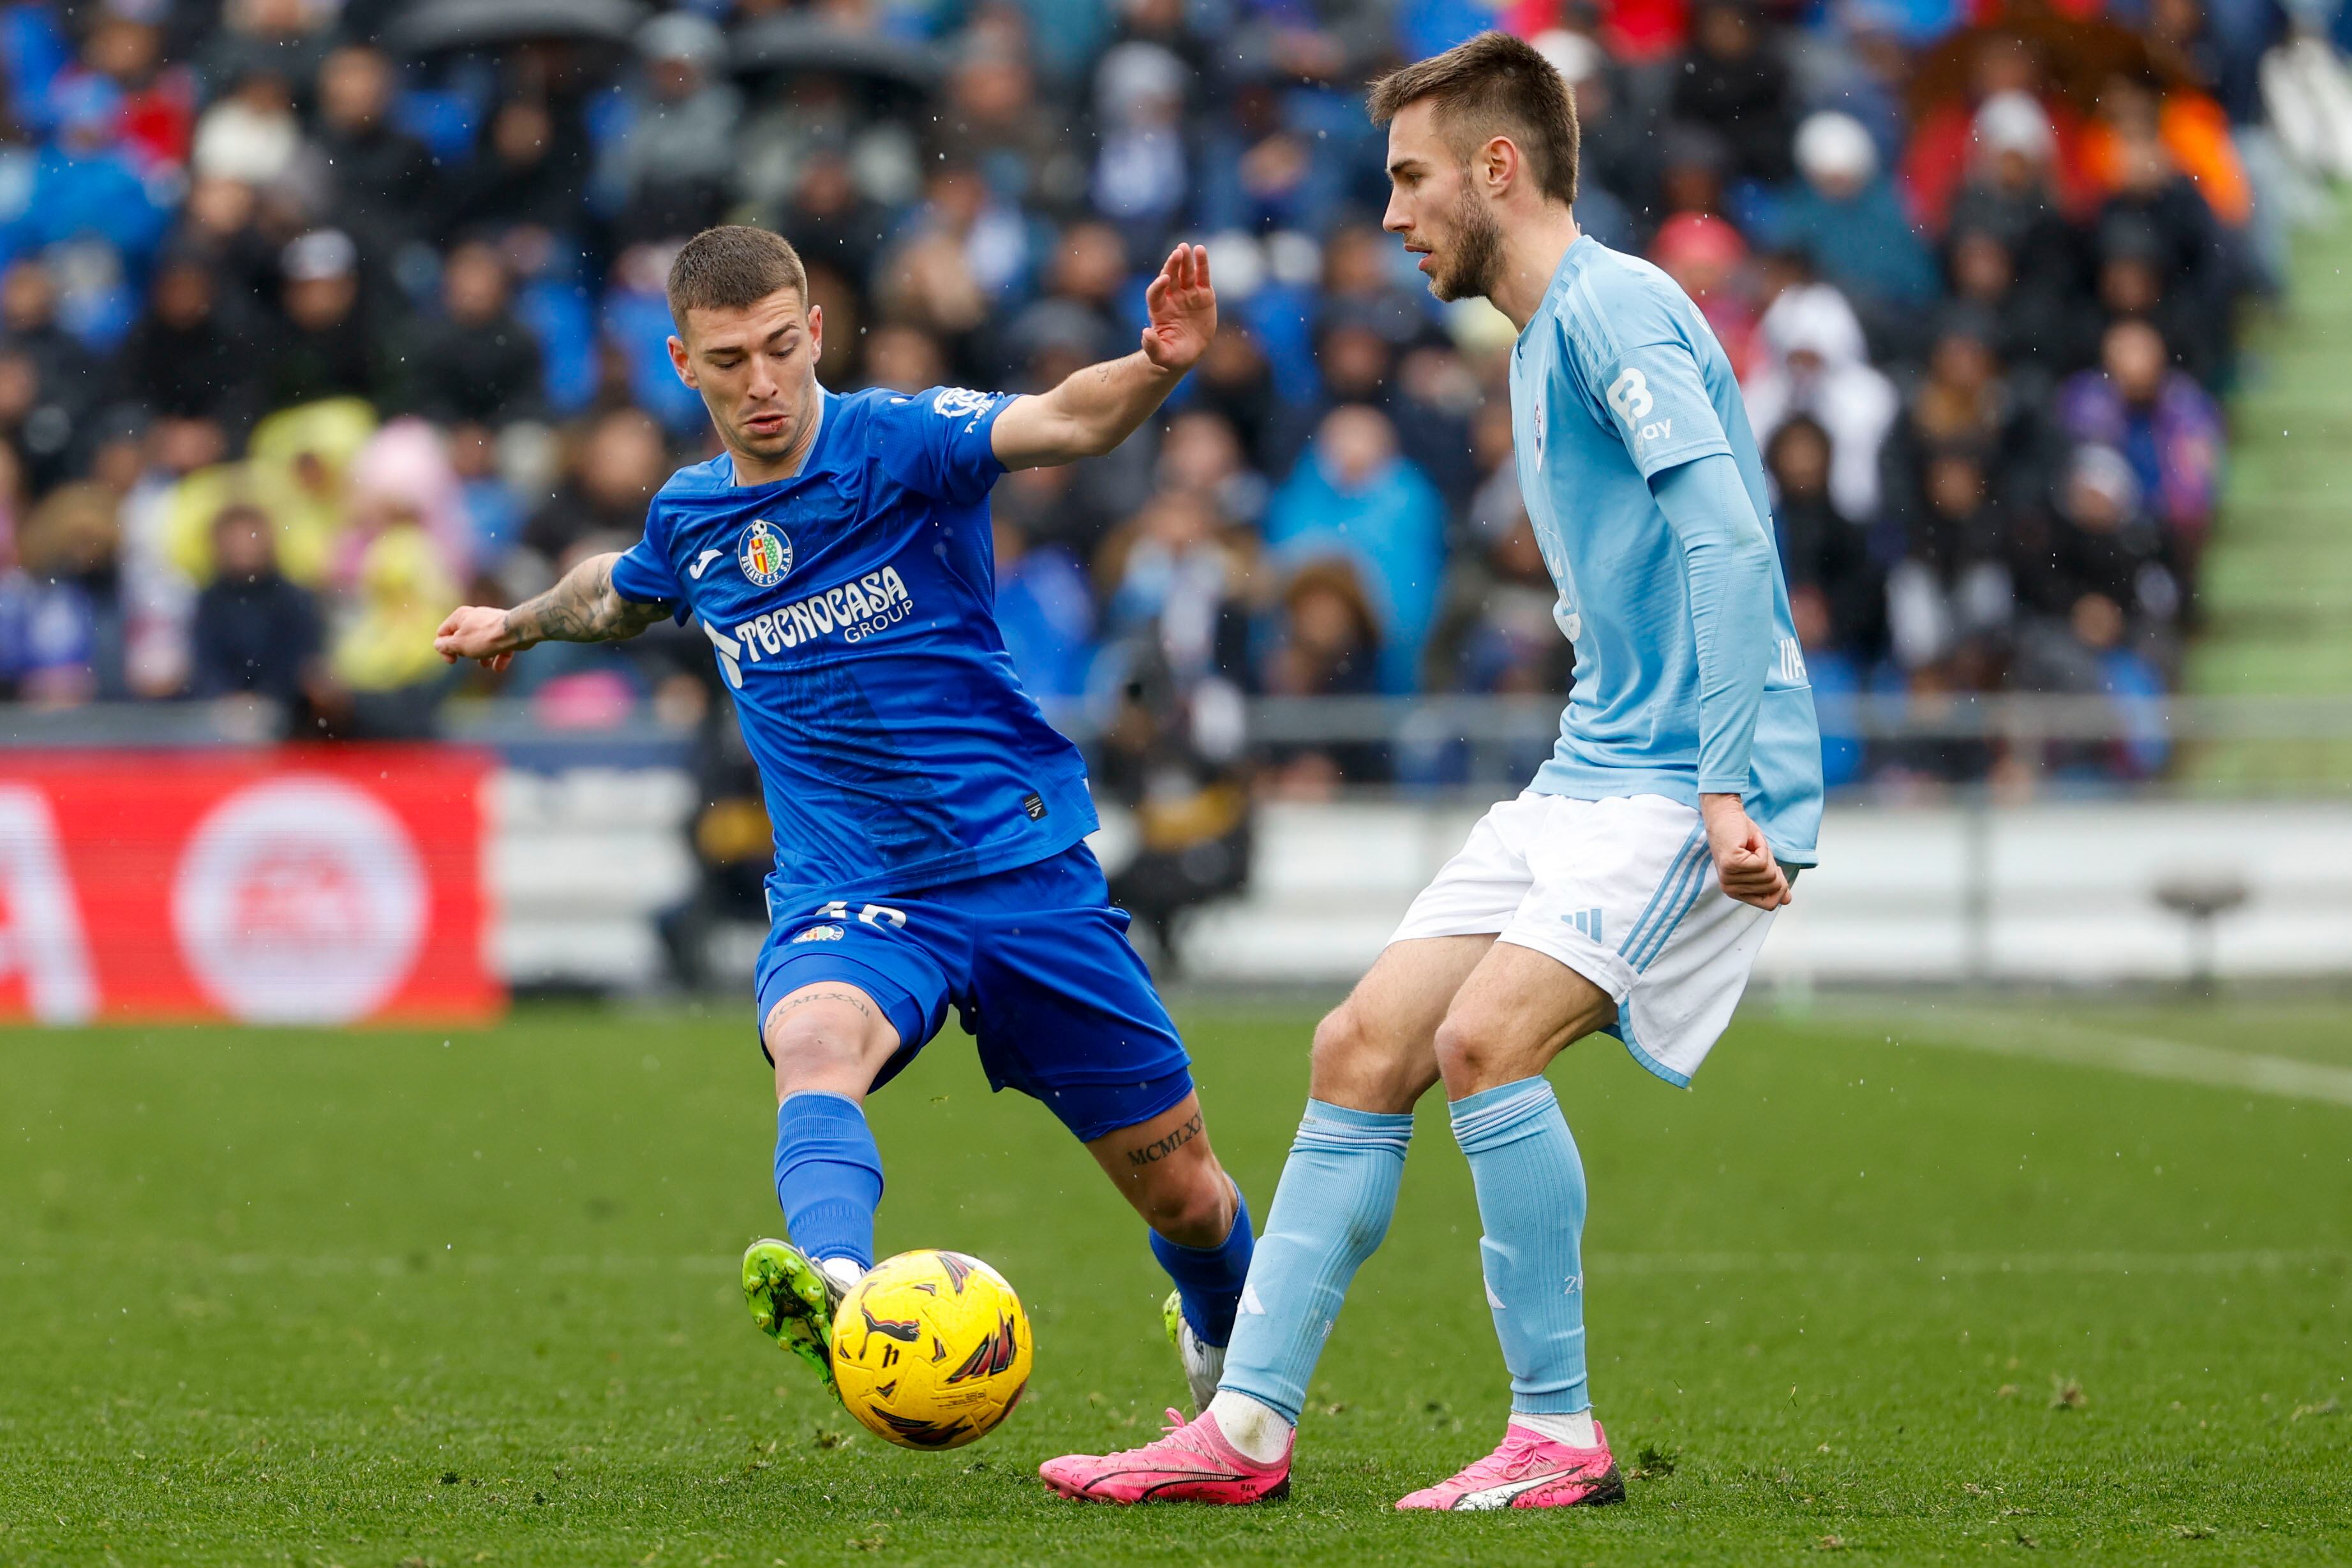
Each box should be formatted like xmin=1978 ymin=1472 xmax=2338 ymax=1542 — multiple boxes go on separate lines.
xmin=1126 ymin=1111 xmax=1203 ymax=1167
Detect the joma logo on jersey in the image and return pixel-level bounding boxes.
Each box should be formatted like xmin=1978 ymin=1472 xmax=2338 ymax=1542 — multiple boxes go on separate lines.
xmin=738 ymin=519 xmax=793 ymax=587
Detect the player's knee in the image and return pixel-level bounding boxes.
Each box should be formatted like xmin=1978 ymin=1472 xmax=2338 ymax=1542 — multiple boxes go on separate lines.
xmin=1310 ymin=1003 xmax=1392 ymax=1101
xmin=1308 ymin=1003 xmax=1367 ymax=1079
xmin=765 ymin=1005 xmax=877 ymax=1096
xmin=1431 ymin=1013 xmax=1508 ymax=1093
xmin=1142 ymin=1160 xmax=1234 ymax=1247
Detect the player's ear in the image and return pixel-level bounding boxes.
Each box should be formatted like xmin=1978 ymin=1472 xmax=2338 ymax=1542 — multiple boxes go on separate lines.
xmin=1482 ymin=135 xmax=1517 ymax=198
xmin=667 ymin=334 xmax=697 ymax=390
xmin=806 ymin=302 xmax=823 ymax=363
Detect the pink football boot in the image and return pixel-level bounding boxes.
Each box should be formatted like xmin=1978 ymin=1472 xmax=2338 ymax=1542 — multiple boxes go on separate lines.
xmin=1394 ymin=1420 xmax=1625 ymax=1511
xmin=1039 ymin=1409 xmax=1292 ymax=1505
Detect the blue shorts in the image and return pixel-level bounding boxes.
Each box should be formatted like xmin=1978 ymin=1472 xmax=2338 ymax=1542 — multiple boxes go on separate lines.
xmin=752 ymin=843 xmax=1194 ymax=1143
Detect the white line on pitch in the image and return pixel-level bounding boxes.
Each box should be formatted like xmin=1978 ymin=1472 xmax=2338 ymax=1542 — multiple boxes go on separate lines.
xmin=1836 ymin=1010 xmax=2352 ymax=1107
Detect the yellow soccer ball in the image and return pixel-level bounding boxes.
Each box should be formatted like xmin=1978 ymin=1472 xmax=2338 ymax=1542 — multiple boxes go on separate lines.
xmin=831 ymin=1250 xmax=1033 ymax=1451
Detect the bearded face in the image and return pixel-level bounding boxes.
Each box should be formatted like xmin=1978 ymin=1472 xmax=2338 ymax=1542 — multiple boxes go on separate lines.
xmin=1426 ymin=174 xmax=1505 ymax=302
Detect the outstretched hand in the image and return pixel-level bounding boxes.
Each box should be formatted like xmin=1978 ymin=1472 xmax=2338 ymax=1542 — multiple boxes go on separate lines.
xmin=1140 ymin=243 xmax=1216 ymax=374
xmin=435 ymin=605 xmax=520 ymax=672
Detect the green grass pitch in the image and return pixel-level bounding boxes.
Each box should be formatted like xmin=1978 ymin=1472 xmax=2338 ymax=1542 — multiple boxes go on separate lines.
xmin=3 ymin=996 xmax=2348 ymax=1565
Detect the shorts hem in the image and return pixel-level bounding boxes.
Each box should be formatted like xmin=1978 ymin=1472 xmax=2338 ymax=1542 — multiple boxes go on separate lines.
xmin=1492 ymin=925 xmax=1635 ymax=1002
xmin=1613 ymin=1010 xmax=1695 ymax=1088
xmin=1038 ymin=1067 xmax=1196 ymax=1144
xmin=754 ymin=950 xmax=934 ymax=1067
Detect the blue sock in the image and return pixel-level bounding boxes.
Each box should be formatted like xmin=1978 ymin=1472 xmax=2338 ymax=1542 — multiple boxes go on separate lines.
xmin=1215 ymin=1101 xmax=1413 ymax=1423
xmin=1451 ymin=1077 xmax=1589 ymax=1414
xmin=774 ymin=1091 xmax=883 ymax=1270
xmin=1149 ymin=1186 xmax=1254 ymax=1348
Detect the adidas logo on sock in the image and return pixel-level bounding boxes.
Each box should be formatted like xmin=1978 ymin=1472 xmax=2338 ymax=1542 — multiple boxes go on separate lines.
xmin=1239 ymin=1283 xmax=1267 ymax=1315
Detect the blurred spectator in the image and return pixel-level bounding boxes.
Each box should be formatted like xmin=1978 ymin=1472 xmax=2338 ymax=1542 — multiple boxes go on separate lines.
xmin=1157 ymin=409 xmax=1268 ymax=530
xmin=115 ymin=253 xmax=262 ymax=434
xmin=1651 ymin=212 xmax=1758 ymax=377
xmin=522 ymin=407 xmax=669 ymax=569
xmin=1672 ymin=1 xmax=1797 ymax=188
xmin=780 ymin=147 xmax=892 ymax=304
xmin=267 ymin=228 xmax=386 ymax=409
xmin=0 ymin=259 xmax=102 ymax=491
xmin=1766 ymin=415 xmax=1876 ymax=788
xmin=1764 ymin=415 xmax=1882 ymax=661
xmin=2057 ymin=318 xmax=2224 ymax=591
xmin=1097 ymin=488 xmax=1255 ymax=683
xmin=2014 ymin=443 xmax=2181 ymax=682
xmin=1264 ymin=404 xmax=1444 ymax=693
xmin=607 ymin=13 xmax=741 ymax=246
xmin=14 ymin=475 xmax=123 ymax=702
xmin=1742 ymin=281 xmax=1897 ymax=522
xmin=1424 ymin=506 xmax=1574 ymax=697
xmin=1766 ymin=112 xmax=1939 ymax=336
xmin=189 ymin=500 xmax=320 ymax=713
xmin=1260 ymin=556 xmax=1387 ymax=792
xmin=407 ymin=242 xmax=544 ymax=428
xmin=71 ymin=4 xmax=193 ymax=177
xmin=2009 ymin=444 xmax=2179 ymax=776
xmin=313 ymin=45 xmax=436 ymax=260
xmin=1884 ymin=443 xmax=2013 ymax=679
xmin=326 ymin=522 xmax=454 ymax=737
xmin=1902 ymin=33 xmax=2097 ymax=233
xmin=445 ymin=97 xmax=586 ymax=244
xmin=13 ymin=75 xmax=172 ymax=270
xmin=1884 ymin=308 xmax=2058 ymax=524
xmin=191 ymin=64 xmax=302 ymax=189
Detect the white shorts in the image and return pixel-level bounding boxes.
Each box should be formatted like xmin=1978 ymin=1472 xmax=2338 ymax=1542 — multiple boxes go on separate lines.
xmin=1388 ymin=792 xmax=1777 ymax=1086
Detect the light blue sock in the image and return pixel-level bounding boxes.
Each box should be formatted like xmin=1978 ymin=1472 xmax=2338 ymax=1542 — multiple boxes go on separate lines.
xmin=1450 ymin=1077 xmax=1589 ymax=1415
xmin=774 ymin=1091 xmax=883 ymax=1270
xmin=1214 ymin=1100 xmax=1413 ymax=1424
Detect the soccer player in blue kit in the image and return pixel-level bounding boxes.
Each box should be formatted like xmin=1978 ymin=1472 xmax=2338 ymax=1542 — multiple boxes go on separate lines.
xmin=1044 ymin=33 xmax=1824 ymax=1509
xmin=434 ymin=226 xmax=1251 ymax=1412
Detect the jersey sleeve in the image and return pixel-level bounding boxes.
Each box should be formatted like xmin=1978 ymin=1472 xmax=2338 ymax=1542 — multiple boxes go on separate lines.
xmin=609 ymin=499 xmax=690 ymax=623
xmin=1584 ymin=332 xmax=1734 ymax=480
xmin=868 ymin=386 xmax=1018 ymax=505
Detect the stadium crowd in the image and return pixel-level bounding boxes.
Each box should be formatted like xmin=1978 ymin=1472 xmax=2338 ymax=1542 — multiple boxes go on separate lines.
xmin=0 ymin=0 xmax=2344 ymax=807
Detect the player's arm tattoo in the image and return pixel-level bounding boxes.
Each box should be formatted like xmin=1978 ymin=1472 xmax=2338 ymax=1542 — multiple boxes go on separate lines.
xmin=1125 ymin=1111 xmax=1203 ymax=1167
xmin=502 ymin=552 xmax=669 ymax=649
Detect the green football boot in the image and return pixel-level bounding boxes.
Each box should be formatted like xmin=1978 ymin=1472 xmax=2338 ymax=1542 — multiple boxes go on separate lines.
xmin=742 ymin=1238 xmax=846 ymax=1397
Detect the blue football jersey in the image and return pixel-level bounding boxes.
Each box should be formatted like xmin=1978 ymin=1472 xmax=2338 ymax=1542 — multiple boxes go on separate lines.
xmin=609 ymin=385 xmax=1098 ymax=910
xmin=1512 ymin=237 xmax=1824 ymax=864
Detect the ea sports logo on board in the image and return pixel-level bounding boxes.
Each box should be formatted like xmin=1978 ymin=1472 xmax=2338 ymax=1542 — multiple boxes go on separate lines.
xmin=739 ymin=519 xmax=793 ymax=587
xmin=172 ymin=776 xmax=428 ymax=1023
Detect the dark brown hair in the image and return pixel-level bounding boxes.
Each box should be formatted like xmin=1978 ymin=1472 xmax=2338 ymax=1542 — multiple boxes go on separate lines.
xmin=666 ymin=225 xmax=808 ymax=332
xmin=1366 ymin=31 xmax=1579 ymax=207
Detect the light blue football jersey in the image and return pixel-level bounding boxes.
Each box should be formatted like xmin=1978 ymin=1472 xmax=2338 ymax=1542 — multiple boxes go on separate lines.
xmin=1511 ymin=237 xmax=1823 ymax=865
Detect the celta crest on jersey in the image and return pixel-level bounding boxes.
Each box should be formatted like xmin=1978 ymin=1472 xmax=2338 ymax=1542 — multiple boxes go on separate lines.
xmin=738 ymin=518 xmax=794 ymax=587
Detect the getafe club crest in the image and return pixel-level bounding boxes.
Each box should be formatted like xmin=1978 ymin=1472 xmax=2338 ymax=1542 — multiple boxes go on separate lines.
xmin=738 ymin=519 xmax=793 ymax=587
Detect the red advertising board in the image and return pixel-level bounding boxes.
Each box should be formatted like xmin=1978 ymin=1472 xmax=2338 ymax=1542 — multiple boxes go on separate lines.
xmin=0 ymin=746 xmax=502 ymax=1024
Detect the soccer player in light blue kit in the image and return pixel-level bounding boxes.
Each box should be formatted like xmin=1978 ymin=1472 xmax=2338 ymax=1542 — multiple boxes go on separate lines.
xmin=1044 ymin=33 xmax=1824 ymax=1509
xmin=434 ymin=226 xmax=1253 ymax=1425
